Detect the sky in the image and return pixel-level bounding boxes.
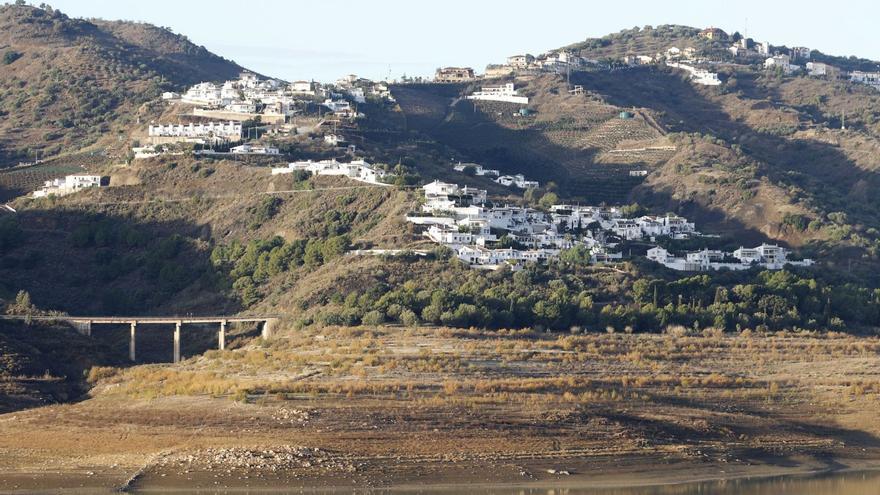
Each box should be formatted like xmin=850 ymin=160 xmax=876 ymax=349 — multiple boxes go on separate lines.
xmin=42 ymin=0 xmax=880 ymax=82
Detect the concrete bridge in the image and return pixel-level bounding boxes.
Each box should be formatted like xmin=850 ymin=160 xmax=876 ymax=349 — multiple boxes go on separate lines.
xmin=0 ymin=315 xmax=280 ymax=363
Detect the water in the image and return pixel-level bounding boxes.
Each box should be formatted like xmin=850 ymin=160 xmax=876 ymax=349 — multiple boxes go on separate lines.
xmin=135 ymin=470 xmax=880 ymax=494
xmin=285 ymin=470 xmax=880 ymax=495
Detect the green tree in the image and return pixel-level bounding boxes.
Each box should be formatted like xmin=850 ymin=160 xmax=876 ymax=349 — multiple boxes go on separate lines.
xmin=538 ymin=192 xmax=559 ymax=209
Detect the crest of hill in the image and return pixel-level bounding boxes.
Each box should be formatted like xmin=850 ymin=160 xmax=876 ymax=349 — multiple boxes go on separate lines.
xmin=562 ymin=23 xmax=880 ymax=72
xmin=0 ymin=3 xmax=246 ymax=166
xmin=563 ymin=25 xmax=709 ymax=59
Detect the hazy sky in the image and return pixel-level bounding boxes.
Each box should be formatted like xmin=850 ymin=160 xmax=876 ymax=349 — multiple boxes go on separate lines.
xmin=44 ymin=0 xmax=879 ymax=82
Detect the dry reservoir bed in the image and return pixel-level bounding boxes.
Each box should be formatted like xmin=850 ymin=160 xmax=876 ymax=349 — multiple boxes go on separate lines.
xmin=0 ymin=327 xmax=878 ymax=492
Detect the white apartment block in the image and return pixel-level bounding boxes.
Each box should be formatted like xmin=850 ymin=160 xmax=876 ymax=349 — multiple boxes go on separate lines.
xmin=148 ymin=121 xmax=242 ymax=140
xmin=466 ymin=83 xmax=529 ymax=104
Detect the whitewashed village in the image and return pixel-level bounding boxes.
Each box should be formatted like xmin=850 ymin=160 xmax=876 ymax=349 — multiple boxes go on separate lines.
xmin=405 ymin=179 xmax=813 ymax=272
xmin=27 ymin=26 xmax=828 ymax=274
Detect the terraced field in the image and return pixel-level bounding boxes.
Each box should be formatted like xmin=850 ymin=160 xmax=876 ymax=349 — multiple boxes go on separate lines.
xmin=0 ymin=163 xmax=85 ymax=201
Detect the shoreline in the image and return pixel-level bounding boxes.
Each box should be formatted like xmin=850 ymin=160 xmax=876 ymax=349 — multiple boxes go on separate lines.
xmin=3 ymin=452 xmax=879 ymax=493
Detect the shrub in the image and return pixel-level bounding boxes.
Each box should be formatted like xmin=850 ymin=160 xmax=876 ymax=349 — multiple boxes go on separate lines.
xmin=2 ymin=50 xmax=21 ymax=65
xmin=399 ymin=308 xmax=419 ymax=327
xmin=361 ymin=310 xmax=385 ymax=326
xmin=86 ymin=366 xmax=118 ymax=384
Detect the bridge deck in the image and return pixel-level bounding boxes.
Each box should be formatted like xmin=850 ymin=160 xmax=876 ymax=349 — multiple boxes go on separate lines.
xmin=0 ymin=315 xmax=279 ymax=324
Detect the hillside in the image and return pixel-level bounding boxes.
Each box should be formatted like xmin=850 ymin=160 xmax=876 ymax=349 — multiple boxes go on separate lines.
xmin=388 ymin=50 xmax=880 ymax=275
xmin=0 ymin=18 xmax=879 ymax=492
xmin=0 ymin=3 xmax=245 ymax=167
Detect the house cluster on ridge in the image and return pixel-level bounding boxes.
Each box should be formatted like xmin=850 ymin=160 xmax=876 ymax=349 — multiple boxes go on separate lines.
xmin=647 ymin=244 xmax=814 ymax=271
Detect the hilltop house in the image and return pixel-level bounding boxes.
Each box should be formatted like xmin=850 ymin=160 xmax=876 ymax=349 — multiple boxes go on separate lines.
xmin=790 ymin=46 xmax=812 ymax=61
xmin=484 ymin=65 xmax=514 ymax=78
xmin=806 ymin=62 xmax=841 ymax=78
xmin=507 ymin=54 xmax=534 ymax=68
xmin=435 ymin=67 xmax=476 ymax=83
xmin=850 ymin=71 xmax=880 ymax=90
xmin=466 ymin=83 xmax=529 ymax=104
xmin=698 ymin=27 xmax=728 ymax=40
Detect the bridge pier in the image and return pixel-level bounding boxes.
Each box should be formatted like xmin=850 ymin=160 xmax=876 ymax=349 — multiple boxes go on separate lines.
xmin=173 ymin=321 xmax=181 ymax=364
xmin=129 ymin=322 xmax=137 ymax=362
xmin=219 ymin=320 xmax=226 ymax=351
xmin=73 ymin=320 xmax=92 ymax=337
xmin=261 ymin=319 xmax=275 ymax=340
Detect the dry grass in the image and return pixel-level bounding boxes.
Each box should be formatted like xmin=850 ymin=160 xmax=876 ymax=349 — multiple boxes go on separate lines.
xmin=88 ymin=327 xmax=880 ymax=416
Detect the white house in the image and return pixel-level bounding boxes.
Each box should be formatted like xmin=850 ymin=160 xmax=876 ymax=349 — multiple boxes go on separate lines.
xmin=230 ymin=144 xmax=280 ymax=155
xmin=806 ymin=62 xmax=839 ymax=78
xmin=667 ymin=62 xmax=721 ymax=86
xmin=495 ymin=174 xmax=538 ymax=189
xmin=453 ymin=162 xmax=500 ymax=177
xmin=322 ymin=99 xmax=352 ymax=114
xmin=507 ymin=54 xmax=534 ymax=68
xmin=466 ymin=83 xmax=529 ymax=104
xmin=665 ymin=47 xmax=682 ymax=59
xmin=850 ymin=71 xmax=880 ymax=90
xmin=790 ymin=46 xmax=812 ymax=61
xmin=611 ymin=219 xmax=642 ymax=240
xmin=272 ymin=159 xmax=389 ymax=185
xmin=324 ymin=134 xmax=345 ymax=146
xmin=291 ymin=80 xmax=315 ymax=94
xmin=348 ymin=88 xmax=366 ymax=104
xmin=33 ymin=175 xmax=101 ymax=198
xmin=647 ymin=243 xmax=813 ymax=272
xmin=422 ymin=181 xmax=488 ymax=211
xmin=764 ymin=55 xmax=800 ymax=74
xmin=182 ymin=82 xmax=223 ymax=106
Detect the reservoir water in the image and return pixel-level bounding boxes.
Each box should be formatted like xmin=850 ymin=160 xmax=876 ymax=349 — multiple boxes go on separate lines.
xmin=287 ymin=470 xmax=880 ymax=495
